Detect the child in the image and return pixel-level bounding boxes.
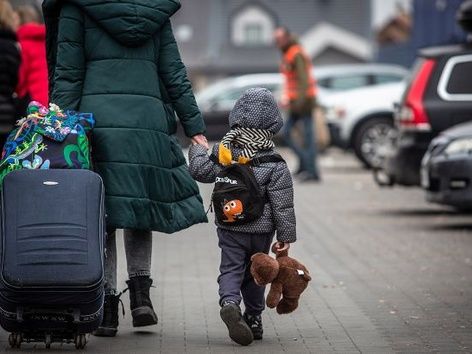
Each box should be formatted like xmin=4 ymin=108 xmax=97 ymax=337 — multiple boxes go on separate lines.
xmin=188 ymin=88 xmax=296 ymax=346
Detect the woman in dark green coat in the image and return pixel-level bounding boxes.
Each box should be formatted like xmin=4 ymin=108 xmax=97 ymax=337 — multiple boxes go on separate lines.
xmin=43 ymin=0 xmax=208 ymax=336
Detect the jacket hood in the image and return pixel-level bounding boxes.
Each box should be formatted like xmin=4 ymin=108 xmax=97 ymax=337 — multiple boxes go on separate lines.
xmin=229 ymin=88 xmax=283 ymax=134
xmin=17 ymin=23 xmax=46 ymax=41
xmin=43 ymin=0 xmax=181 ymax=47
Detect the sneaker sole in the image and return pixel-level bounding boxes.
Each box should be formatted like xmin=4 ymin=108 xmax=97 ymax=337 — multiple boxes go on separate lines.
xmin=220 ymin=306 xmax=254 ymax=346
xmin=132 ymin=306 xmax=158 ymax=327
xmin=93 ymin=327 xmax=118 ymax=337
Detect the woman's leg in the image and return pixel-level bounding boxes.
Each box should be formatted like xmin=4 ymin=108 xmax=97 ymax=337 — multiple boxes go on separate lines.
xmin=94 ymin=228 xmax=121 ymax=337
xmin=123 ymin=229 xmax=157 ymax=327
xmin=124 ymin=229 xmax=152 ymax=278
xmin=104 ymin=228 xmax=118 ymax=294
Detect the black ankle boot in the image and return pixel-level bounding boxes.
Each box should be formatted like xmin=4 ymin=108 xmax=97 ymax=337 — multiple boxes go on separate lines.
xmin=93 ymin=293 xmax=122 ymax=337
xmin=126 ymin=276 xmax=158 ymax=327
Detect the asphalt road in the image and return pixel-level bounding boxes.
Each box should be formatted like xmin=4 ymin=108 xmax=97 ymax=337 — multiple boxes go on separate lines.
xmin=1 ymin=148 xmax=471 ymax=353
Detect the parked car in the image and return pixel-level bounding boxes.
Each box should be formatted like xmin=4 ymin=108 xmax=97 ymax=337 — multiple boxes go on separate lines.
xmin=190 ymin=64 xmax=408 ymax=141
xmin=421 ymin=121 xmax=472 ymax=209
xmin=374 ymin=1 xmax=472 ymax=186
xmin=375 ymin=44 xmax=472 ymax=186
xmin=323 ymin=80 xmax=407 ymax=168
xmin=194 ymin=74 xmax=282 ymax=141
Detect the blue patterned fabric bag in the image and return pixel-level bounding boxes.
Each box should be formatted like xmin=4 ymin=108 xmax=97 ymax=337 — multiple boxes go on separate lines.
xmin=0 ymin=101 xmax=94 ymax=183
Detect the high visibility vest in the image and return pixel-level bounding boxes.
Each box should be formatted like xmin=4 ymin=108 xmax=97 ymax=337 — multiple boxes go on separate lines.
xmin=281 ymin=44 xmax=317 ymax=101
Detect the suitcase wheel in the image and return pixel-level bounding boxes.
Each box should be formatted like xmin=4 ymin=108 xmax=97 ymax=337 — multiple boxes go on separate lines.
xmin=74 ymin=334 xmax=87 ymax=350
xmin=8 ymin=333 xmax=22 ymax=348
xmin=45 ymin=333 xmax=52 ymax=349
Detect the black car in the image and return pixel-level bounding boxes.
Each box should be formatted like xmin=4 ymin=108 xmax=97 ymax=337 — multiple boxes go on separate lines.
xmin=375 ymin=2 xmax=472 ymax=187
xmin=375 ymin=43 xmax=472 ymax=186
xmin=421 ymin=121 xmax=472 ymax=209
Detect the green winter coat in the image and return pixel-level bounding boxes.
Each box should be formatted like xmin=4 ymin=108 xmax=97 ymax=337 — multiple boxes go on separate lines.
xmin=43 ymin=0 xmax=208 ymax=233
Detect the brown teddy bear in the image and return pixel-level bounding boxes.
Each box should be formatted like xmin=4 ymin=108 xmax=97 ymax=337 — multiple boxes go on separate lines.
xmin=250 ymin=244 xmax=311 ymax=314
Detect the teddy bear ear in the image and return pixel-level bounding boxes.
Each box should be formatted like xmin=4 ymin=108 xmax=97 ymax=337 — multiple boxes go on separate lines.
xmin=250 ymin=252 xmax=264 ymax=261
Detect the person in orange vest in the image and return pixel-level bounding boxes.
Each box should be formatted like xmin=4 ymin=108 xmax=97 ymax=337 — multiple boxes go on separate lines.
xmin=274 ymin=27 xmax=320 ymax=182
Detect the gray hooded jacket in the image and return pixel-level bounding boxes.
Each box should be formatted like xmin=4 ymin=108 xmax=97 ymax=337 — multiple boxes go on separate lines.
xmin=188 ymin=88 xmax=296 ymax=243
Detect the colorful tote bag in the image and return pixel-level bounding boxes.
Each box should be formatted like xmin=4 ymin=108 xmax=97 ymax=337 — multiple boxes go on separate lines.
xmin=0 ymin=101 xmax=95 ymax=183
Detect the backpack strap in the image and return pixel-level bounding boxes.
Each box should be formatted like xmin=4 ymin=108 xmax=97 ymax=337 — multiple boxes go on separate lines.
xmin=248 ymin=154 xmax=285 ymax=166
xmin=209 ymin=154 xmax=219 ymax=164
xmin=209 ymin=153 xmax=285 ymax=166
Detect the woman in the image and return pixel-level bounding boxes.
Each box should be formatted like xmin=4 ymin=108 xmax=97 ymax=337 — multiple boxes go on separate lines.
xmin=16 ymin=5 xmax=49 ymax=106
xmin=43 ymin=0 xmax=208 ymax=336
xmin=0 ymin=0 xmax=20 ymax=150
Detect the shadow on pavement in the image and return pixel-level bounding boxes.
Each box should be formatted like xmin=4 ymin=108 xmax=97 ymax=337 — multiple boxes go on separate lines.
xmin=133 ymin=331 xmax=158 ymax=336
xmin=426 ymin=223 xmax=472 ymax=232
xmin=375 ymin=208 xmax=472 ymax=217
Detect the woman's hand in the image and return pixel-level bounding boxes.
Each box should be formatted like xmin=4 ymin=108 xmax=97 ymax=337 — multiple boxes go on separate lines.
xmin=191 ymin=134 xmax=209 ymax=149
xmin=274 ymin=241 xmax=290 ymax=252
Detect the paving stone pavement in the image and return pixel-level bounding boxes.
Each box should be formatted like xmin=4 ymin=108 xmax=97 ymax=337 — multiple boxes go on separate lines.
xmin=1 ymin=148 xmax=471 ymax=353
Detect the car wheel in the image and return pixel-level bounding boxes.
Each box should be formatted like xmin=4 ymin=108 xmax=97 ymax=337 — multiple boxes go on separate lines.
xmin=353 ymin=117 xmax=396 ymax=169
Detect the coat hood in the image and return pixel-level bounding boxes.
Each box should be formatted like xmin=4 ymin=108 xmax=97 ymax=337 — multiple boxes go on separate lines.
xmin=43 ymin=0 xmax=181 ymax=47
xmin=229 ymin=88 xmax=283 ymax=134
xmin=17 ymin=23 xmax=46 ymax=41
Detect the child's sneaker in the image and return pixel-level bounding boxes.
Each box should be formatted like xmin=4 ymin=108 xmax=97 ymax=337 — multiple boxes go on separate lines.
xmin=220 ymin=301 xmax=254 ymax=346
xmin=243 ymin=313 xmax=263 ymax=340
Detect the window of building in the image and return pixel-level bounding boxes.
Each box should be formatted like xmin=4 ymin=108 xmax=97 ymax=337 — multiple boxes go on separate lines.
xmin=244 ymin=24 xmax=264 ymax=45
xmin=232 ymin=5 xmax=274 ymax=47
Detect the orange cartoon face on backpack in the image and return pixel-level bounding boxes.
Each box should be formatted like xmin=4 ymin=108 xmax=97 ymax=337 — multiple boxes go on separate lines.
xmin=223 ymin=199 xmax=244 ymax=222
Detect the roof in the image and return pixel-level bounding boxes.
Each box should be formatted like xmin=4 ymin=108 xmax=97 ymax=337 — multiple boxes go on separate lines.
xmin=173 ymin=0 xmax=373 ymax=73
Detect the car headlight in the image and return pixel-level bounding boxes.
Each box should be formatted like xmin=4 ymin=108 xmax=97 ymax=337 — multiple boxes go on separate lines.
xmin=444 ymin=138 xmax=472 ymax=155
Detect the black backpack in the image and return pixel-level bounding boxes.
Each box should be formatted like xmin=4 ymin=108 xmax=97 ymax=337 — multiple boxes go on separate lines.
xmin=209 ymin=154 xmax=285 ymax=225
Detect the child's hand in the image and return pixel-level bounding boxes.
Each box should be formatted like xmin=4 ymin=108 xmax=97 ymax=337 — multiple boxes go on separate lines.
xmin=191 ymin=134 xmax=209 ymax=149
xmin=274 ymin=242 xmax=290 ymax=252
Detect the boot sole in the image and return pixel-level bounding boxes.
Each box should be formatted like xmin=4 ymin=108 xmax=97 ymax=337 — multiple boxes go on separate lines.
xmin=132 ymin=306 xmax=158 ymax=327
xmin=220 ymin=306 xmax=254 ymax=346
xmin=93 ymin=327 xmax=118 ymax=337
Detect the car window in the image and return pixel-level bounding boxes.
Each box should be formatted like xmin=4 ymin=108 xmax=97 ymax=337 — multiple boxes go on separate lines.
xmin=329 ymin=75 xmax=369 ymax=91
xmin=209 ymin=83 xmax=281 ymax=110
xmin=446 ymin=61 xmax=472 ymax=94
xmin=317 ymin=78 xmax=331 ymax=89
xmin=374 ymin=74 xmax=403 ymax=85
xmin=212 ymin=89 xmax=244 ymax=103
xmin=437 ymin=54 xmax=472 ymax=101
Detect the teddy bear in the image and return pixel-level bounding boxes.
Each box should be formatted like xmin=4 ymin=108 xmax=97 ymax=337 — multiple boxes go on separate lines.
xmin=250 ymin=243 xmax=311 ymax=314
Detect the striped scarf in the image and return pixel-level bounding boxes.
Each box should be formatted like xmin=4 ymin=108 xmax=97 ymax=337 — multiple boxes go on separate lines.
xmin=218 ymin=127 xmax=274 ymax=165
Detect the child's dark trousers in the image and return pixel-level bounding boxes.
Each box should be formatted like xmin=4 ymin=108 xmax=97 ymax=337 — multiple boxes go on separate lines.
xmin=217 ymin=227 xmax=274 ymax=316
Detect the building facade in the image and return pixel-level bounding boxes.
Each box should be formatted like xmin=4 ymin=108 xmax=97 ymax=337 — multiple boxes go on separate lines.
xmin=172 ymin=0 xmax=373 ymax=87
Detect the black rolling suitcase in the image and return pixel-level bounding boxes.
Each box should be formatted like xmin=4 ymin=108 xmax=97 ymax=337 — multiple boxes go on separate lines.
xmin=0 ymin=169 xmax=105 ymax=349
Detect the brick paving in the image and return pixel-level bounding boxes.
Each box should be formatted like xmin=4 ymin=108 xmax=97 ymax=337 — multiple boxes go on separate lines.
xmin=1 ymin=148 xmax=471 ymax=353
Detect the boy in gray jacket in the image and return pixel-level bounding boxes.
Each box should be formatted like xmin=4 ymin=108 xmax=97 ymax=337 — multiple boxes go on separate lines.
xmin=188 ymin=88 xmax=296 ymax=346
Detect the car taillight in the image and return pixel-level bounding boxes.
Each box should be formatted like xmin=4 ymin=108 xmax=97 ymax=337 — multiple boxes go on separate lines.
xmin=398 ymin=59 xmax=436 ymax=131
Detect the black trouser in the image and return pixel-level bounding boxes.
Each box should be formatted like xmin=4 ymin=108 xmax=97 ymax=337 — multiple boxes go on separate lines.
xmin=217 ymin=228 xmax=274 ymax=316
